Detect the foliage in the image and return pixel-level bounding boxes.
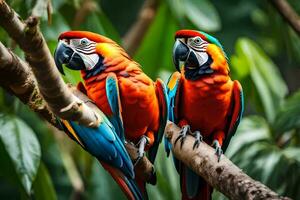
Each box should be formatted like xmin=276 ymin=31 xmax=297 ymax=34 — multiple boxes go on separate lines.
xmin=0 ymin=0 xmax=300 ymax=199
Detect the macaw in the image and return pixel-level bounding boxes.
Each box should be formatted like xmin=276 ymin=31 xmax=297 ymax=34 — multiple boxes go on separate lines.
xmin=54 ymin=31 xmax=168 ymax=199
xmin=166 ymin=30 xmax=244 ymax=200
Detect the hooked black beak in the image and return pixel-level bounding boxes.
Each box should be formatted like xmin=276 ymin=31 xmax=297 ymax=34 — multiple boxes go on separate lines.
xmin=54 ymin=41 xmax=85 ymax=75
xmin=172 ymin=39 xmax=189 ymax=72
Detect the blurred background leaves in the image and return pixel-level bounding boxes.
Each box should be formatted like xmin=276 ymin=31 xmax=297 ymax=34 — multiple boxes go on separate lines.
xmin=0 ymin=0 xmax=300 ymax=199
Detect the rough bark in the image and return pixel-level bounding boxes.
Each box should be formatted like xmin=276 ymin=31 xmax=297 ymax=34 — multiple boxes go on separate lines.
xmin=0 ymin=42 xmax=60 ymax=128
xmin=164 ymin=122 xmax=291 ymax=200
xmin=0 ymin=0 xmax=99 ymax=127
xmin=270 ymin=0 xmax=300 ymax=36
xmin=122 ymin=0 xmax=159 ymax=55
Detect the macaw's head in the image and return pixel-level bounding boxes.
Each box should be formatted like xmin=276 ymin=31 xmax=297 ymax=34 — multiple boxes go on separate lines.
xmin=173 ymin=29 xmax=228 ymax=80
xmin=54 ymin=31 xmax=129 ymax=78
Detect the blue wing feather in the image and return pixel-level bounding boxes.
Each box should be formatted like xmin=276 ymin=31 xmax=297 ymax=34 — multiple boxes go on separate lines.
xmin=165 ymin=72 xmax=182 ymax=156
xmin=105 ymin=74 xmax=125 ymax=142
xmin=64 ymin=119 xmax=134 ymax=179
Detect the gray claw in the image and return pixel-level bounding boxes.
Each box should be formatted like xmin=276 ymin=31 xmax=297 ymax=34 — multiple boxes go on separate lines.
xmin=192 ymin=131 xmax=203 ymax=150
xmin=134 ymin=136 xmax=149 ymax=166
xmin=175 ymin=125 xmax=190 ymax=149
xmin=212 ymin=140 xmax=223 ymax=162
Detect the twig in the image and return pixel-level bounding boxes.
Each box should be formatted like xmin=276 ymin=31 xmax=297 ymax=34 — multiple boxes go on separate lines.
xmin=165 ymin=121 xmax=291 ymax=200
xmin=122 ymin=0 xmax=159 ymax=55
xmin=0 ymin=0 xmax=99 ymax=127
xmin=270 ymin=0 xmax=300 ymax=35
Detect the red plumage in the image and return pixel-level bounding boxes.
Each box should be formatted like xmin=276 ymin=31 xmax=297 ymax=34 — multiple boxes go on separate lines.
xmin=169 ymin=36 xmax=243 ymax=200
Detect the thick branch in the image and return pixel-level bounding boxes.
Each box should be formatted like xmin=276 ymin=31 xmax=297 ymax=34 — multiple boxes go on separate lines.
xmin=165 ymin=122 xmax=291 ymax=200
xmin=122 ymin=0 xmax=159 ymax=55
xmin=270 ymin=0 xmax=300 ymax=35
xmin=0 ymin=42 xmax=60 ymax=128
xmin=0 ymin=0 xmax=99 ymax=127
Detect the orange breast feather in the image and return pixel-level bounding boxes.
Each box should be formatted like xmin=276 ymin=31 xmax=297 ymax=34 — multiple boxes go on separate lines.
xmin=180 ymin=74 xmax=233 ymax=138
xmin=118 ymin=68 xmax=160 ymax=142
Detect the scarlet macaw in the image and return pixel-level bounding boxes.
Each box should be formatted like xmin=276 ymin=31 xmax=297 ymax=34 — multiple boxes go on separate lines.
xmin=166 ymin=30 xmax=244 ymax=200
xmin=54 ymin=31 xmax=168 ymax=199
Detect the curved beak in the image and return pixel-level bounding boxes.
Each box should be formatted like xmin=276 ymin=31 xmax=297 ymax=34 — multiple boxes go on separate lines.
xmin=54 ymin=41 xmax=85 ymax=75
xmin=172 ymin=39 xmax=189 ymax=72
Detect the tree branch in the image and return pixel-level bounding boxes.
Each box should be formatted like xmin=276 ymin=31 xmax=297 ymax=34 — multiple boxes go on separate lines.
xmin=122 ymin=0 xmax=159 ymax=55
xmin=165 ymin=122 xmax=291 ymax=200
xmin=0 ymin=42 xmax=60 ymax=128
xmin=270 ymin=0 xmax=300 ymax=35
xmin=0 ymin=0 xmax=99 ymax=127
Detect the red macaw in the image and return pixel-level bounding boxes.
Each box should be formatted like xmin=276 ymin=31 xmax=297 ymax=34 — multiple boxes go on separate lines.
xmin=54 ymin=31 xmax=168 ymax=200
xmin=166 ymin=30 xmax=244 ymax=200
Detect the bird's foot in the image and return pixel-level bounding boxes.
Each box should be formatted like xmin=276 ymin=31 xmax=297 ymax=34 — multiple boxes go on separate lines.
xmin=212 ymin=140 xmax=223 ymax=162
xmin=191 ymin=131 xmax=203 ymax=150
xmin=134 ymin=136 xmax=149 ymax=166
xmin=175 ymin=125 xmax=191 ymax=148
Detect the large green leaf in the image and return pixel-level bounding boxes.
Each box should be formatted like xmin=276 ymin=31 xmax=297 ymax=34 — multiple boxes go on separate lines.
xmin=226 ymin=116 xmax=300 ymax=199
xmin=32 ymin=0 xmax=51 ymax=20
xmin=232 ymin=38 xmax=288 ymax=122
xmin=274 ymin=90 xmax=300 ymax=133
xmin=183 ymin=0 xmax=221 ymax=32
xmin=225 ymin=116 xmax=271 ymax=158
xmin=32 ymin=162 xmax=57 ymax=200
xmin=166 ymin=0 xmax=221 ymax=32
xmin=0 ymin=115 xmax=41 ymax=194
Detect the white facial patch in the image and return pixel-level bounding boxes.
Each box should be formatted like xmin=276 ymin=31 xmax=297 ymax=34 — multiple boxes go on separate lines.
xmin=68 ymin=38 xmax=99 ymax=70
xmin=80 ymin=53 xmax=100 ymax=70
xmin=195 ymin=51 xmax=209 ymax=66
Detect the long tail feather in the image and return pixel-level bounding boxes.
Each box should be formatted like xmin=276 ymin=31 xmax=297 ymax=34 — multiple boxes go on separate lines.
xmin=101 ymin=162 xmax=144 ymax=200
xmin=180 ymin=164 xmax=212 ymax=200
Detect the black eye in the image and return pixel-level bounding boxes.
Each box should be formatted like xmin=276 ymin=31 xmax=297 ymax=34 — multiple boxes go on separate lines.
xmin=194 ymin=38 xmax=201 ymax=43
xmin=81 ymin=39 xmax=88 ymax=45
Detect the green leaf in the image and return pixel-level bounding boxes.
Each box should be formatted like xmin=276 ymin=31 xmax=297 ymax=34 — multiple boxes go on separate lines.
xmin=225 ymin=116 xmax=300 ymax=199
xmin=282 ymin=147 xmax=300 ymax=163
xmin=0 ymin=115 xmax=41 ymax=194
xmin=225 ymin=116 xmax=271 ymax=158
xmin=183 ymin=0 xmax=221 ymax=32
xmin=78 ymin=8 xmax=121 ymax=44
xmin=32 ymin=0 xmax=50 ymax=19
xmin=232 ymin=38 xmax=288 ymax=122
xmin=134 ymin=2 xmax=180 ymax=78
xmin=32 ymin=162 xmax=57 ymax=200
xmin=274 ymin=90 xmax=300 ymax=133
